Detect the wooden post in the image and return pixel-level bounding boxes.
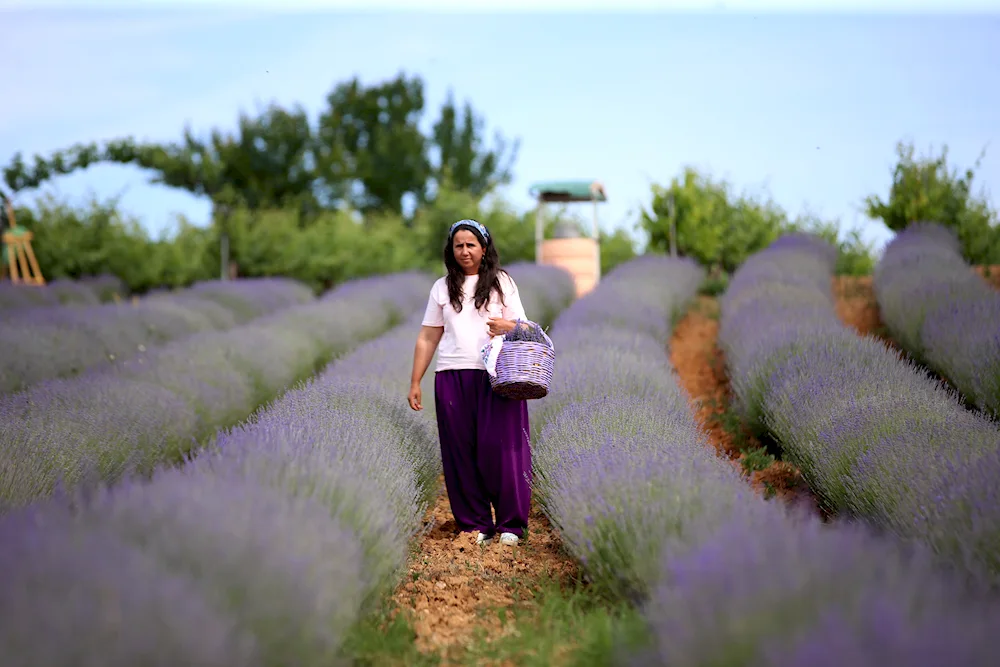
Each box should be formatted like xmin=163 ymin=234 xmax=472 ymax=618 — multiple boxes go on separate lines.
xmin=1 ymin=199 xmax=45 ymax=285
xmin=667 ymin=192 xmax=678 ymax=258
xmin=534 ymin=199 xmax=545 ymax=264
xmin=592 ymin=192 xmax=601 ymax=284
xmin=6 ymin=242 xmax=19 ymax=281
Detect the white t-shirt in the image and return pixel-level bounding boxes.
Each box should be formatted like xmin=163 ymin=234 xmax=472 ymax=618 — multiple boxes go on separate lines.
xmin=422 ymin=272 xmax=527 ymax=372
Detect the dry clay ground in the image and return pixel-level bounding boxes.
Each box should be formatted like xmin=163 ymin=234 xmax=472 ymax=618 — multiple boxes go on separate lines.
xmin=382 ymin=269 xmax=1000 ymax=666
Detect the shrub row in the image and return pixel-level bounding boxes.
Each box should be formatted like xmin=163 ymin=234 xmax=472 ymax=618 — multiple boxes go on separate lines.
xmin=0 ymin=272 xmax=431 ymax=512
xmin=0 ymin=263 xmax=577 ymax=666
xmin=718 ymin=233 xmax=1000 ymax=588
xmin=874 ymin=221 xmax=1000 ymax=416
xmin=0 ymin=274 xmax=126 ymax=311
xmin=528 ymin=253 xmax=998 ymax=665
xmin=0 ymin=277 xmax=317 ymax=394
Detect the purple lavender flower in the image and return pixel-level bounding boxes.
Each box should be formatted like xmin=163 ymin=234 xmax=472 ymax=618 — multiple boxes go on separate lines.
xmin=719 ymin=231 xmax=1000 ymax=585
xmin=874 ymin=222 xmax=1000 ymax=416
xmin=0 ymin=502 xmax=261 ymax=666
xmin=0 ymin=277 xmax=319 ymax=394
xmin=0 ymin=272 xmax=437 ymax=510
xmin=80 ymin=467 xmax=365 ymax=664
xmin=633 ymin=509 xmax=1000 ymax=667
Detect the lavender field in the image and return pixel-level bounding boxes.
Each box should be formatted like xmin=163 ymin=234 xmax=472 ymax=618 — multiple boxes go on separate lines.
xmin=0 ymin=274 xmax=125 ymax=312
xmin=874 ymin=222 xmax=1000 ymax=417
xmin=1 ymin=252 xmax=998 ymax=666
xmin=720 ymin=233 xmax=1000 ymax=589
xmin=0 ymin=263 xmax=576 ymax=666
xmin=529 ymin=252 xmax=998 ymax=665
xmin=0 ymin=272 xmax=430 ymax=510
xmin=0 ymin=277 xmax=317 ymax=394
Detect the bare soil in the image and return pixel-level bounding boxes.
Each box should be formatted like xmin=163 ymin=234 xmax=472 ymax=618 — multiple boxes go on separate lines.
xmin=832 ymin=275 xmax=884 ymax=338
xmin=392 ymin=476 xmax=579 ymax=664
xmin=668 ymin=296 xmax=820 ymax=515
xmin=974 ymin=265 xmax=1000 ymax=290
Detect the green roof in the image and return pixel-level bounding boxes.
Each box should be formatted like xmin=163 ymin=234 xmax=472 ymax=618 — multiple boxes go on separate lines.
xmin=528 ymin=180 xmax=607 ymax=203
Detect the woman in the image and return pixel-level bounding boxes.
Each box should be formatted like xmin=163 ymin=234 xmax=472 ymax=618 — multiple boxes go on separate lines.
xmin=408 ymin=219 xmax=531 ymax=547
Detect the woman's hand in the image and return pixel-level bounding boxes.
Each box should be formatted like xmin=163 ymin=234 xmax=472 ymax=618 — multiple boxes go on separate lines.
xmin=487 ymin=317 xmax=518 ymax=336
xmin=408 ymin=383 xmax=423 ymax=411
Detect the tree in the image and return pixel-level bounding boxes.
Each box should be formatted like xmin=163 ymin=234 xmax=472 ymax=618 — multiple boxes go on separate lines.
xmin=640 ymin=167 xmax=788 ymax=273
xmin=863 ymin=140 xmax=1000 ymax=264
xmin=3 ymin=73 xmax=518 ymax=226
xmin=430 ymin=91 xmax=519 ymax=199
xmin=316 ymin=72 xmax=428 ymax=216
xmin=789 ymin=212 xmax=876 ymax=276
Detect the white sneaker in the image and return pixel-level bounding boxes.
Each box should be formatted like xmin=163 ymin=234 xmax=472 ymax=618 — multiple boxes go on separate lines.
xmin=476 ymin=532 xmax=492 ymax=545
xmin=499 ymin=532 xmax=519 ymax=546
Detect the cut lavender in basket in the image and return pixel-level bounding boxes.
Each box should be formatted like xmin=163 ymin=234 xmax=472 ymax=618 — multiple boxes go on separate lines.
xmin=506 ymin=320 xmax=552 ymax=345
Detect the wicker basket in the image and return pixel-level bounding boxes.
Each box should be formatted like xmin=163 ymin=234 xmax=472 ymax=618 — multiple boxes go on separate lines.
xmin=489 ymin=332 xmax=555 ymax=400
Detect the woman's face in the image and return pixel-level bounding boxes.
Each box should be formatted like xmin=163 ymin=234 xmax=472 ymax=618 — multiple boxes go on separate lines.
xmin=452 ymin=229 xmax=484 ymax=275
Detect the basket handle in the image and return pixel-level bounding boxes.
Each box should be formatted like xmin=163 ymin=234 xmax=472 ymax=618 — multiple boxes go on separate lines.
xmin=515 ymin=318 xmax=554 ymax=352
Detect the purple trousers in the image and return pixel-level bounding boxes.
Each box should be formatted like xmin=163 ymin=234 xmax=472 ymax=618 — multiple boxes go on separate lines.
xmin=434 ymin=369 xmax=532 ymax=537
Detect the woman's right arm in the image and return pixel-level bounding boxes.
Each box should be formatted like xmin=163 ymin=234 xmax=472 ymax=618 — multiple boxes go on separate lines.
xmin=409 ymin=325 xmax=443 ymax=410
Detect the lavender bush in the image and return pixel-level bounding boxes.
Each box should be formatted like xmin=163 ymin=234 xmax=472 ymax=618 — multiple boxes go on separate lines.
xmin=0 ymin=263 xmax=577 ymax=664
xmin=0 ymin=273 xmax=125 ymax=314
xmin=630 ymin=508 xmax=1000 ymax=667
xmin=531 ymin=254 xmax=711 ymax=598
xmin=874 ymin=221 xmax=1000 ymax=416
xmin=0 ymin=502 xmax=260 ymax=667
xmin=506 ymin=261 xmax=576 ymax=327
xmin=718 ymin=232 xmax=1000 ymax=586
xmin=0 ymin=272 xmax=431 ymax=511
xmin=0 ymin=277 xmax=315 ymax=394
xmin=507 ymin=253 xmax=999 ymax=665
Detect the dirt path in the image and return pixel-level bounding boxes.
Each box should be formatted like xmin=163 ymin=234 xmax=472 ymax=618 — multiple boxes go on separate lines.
xmin=392 ymin=475 xmax=579 ymax=665
xmin=832 ymin=275 xmax=884 ymax=338
xmin=669 ymin=296 xmax=819 ymax=515
xmin=834 ymin=267 xmax=1000 ymax=340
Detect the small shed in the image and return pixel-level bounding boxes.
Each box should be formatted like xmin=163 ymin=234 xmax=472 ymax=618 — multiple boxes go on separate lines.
xmin=529 ymin=179 xmax=606 ymax=297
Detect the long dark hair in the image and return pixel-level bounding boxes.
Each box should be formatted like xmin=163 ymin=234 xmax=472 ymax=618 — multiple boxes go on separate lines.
xmin=443 ymin=221 xmax=508 ymax=313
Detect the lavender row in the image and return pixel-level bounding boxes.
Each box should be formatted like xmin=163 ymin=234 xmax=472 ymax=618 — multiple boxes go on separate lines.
xmin=0 ymin=277 xmax=316 ymax=394
xmin=0 ymin=272 xmax=431 ymax=512
xmin=523 ymin=254 xmax=999 ymax=665
xmin=0 ymin=264 xmax=577 ymax=666
xmin=718 ymin=233 xmax=1000 ymax=588
xmin=874 ymin=222 xmax=1000 ymax=416
xmin=0 ymin=274 xmax=126 ymax=312
xmin=530 ymin=254 xmax=711 ymax=597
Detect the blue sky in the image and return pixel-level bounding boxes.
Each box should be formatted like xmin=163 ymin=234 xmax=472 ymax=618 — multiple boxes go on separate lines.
xmin=1 ymin=4 xmax=998 ymax=254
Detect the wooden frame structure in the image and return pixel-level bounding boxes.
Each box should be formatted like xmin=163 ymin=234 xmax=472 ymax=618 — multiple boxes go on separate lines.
xmin=1 ymin=198 xmax=45 ymax=286
xmin=528 ymin=179 xmax=607 ymax=295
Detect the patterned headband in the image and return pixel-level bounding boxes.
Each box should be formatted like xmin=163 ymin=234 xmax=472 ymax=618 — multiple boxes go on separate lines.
xmin=449 ymin=219 xmax=490 ymax=242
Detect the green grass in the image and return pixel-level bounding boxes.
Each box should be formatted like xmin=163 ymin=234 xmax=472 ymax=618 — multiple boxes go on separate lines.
xmin=341 ymin=574 xmax=652 ymax=666
xmin=340 ymin=599 xmax=442 ymax=666
xmin=740 ymin=447 xmax=777 ymax=475
xmin=698 ymin=272 xmax=730 ymax=297
xmin=450 ymin=576 xmax=649 ymax=667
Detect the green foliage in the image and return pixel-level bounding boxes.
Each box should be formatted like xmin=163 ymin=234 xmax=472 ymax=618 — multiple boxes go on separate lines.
xmin=863 ymin=140 xmax=1000 ymax=264
xmin=10 ymin=194 xmax=216 ymax=292
xmin=599 ymin=227 xmax=638 ymax=276
xmin=10 ymin=184 xmax=555 ymax=293
xmin=3 ymin=72 xmax=518 ymax=225
xmin=788 ymin=213 xmax=876 ymax=277
xmin=640 ymin=167 xmax=788 ymax=274
xmin=430 ymin=90 xmax=519 ymax=199
xmin=641 ymin=167 xmax=878 ymax=276
xmin=740 ymin=447 xmax=777 ymax=475
xmin=698 ymin=271 xmax=730 ymax=297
